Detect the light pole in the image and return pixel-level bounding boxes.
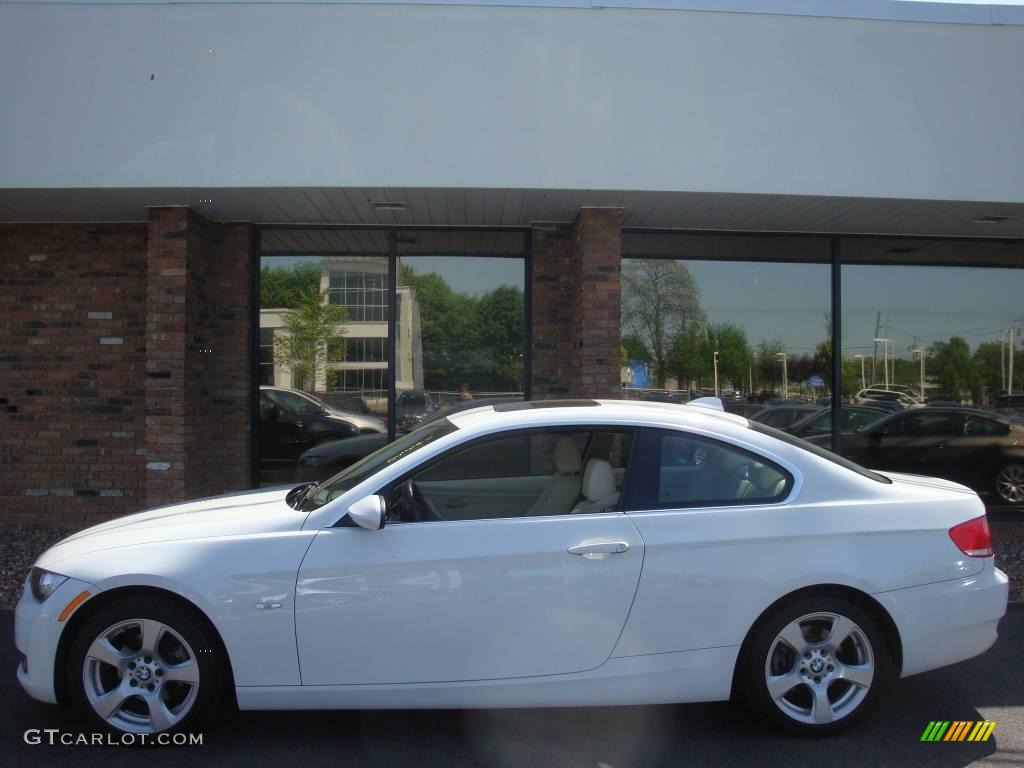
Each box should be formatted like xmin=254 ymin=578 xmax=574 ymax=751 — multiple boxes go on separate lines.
xmin=713 ymin=351 xmax=720 ymax=397
xmin=911 ymin=347 xmax=926 ymax=401
xmin=853 ymin=354 xmax=866 ymax=392
xmin=873 ymin=338 xmax=892 ymax=389
xmin=776 ymin=351 xmax=788 ymax=400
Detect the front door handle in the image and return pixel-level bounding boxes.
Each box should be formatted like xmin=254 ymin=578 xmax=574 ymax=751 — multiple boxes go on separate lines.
xmin=568 ymin=541 xmax=630 ymax=558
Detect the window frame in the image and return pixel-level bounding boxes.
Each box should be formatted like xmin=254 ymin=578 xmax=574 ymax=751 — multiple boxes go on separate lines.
xmin=375 ymin=424 xmax=639 ymax=524
xmin=623 ymin=427 xmax=795 ymax=512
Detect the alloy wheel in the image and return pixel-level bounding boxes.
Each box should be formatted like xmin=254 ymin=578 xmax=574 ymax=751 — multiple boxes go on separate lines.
xmin=763 ymin=612 xmax=874 ymax=725
xmin=996 ymin=465 xmax=1024 ymax=504
xmin=82 ymin=618 xmax=200 ymax=734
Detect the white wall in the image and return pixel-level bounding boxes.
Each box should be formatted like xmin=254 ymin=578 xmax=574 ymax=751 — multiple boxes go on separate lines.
xmin=2 ymin=2 xmax=1023 ymax=202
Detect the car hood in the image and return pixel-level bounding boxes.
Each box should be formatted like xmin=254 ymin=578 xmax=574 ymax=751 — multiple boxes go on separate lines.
xmin=874 ymin=470 xmax=976 ymax=495
xmin=326 ymin=408 xmax=385 ymax=432
xmin=37 ymin=486 xmax=308 ymax=569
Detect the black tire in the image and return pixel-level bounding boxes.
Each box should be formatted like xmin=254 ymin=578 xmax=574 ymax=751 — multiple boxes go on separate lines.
xmin=742 ymin=595 xmax=895 ymax=736
xmin=68 ymin=596 xmax=225 ymax=736
xmin=994 ymin=463 xmax=1024 ymax=505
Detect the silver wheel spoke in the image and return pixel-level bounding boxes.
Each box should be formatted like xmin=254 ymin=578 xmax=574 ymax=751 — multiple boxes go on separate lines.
xmin=163 ymin=660 xmax=199 ymax=684
xmin=93 ymin=682 xmax=132 ymax=720
xmin=87 ymin=638 xmax=129 ymax=669
xmin=778 ymin=621 xmax=807 ymax=654
xmin=827 ymin=615 xmax=856 ymax=648
xmin=811 ymin=686 xmax=834 ymax=724
xmin=146 ymin=694 xmax=177 ymax=732
xmin=139 ymin=619 xmax=164 ymax=654
xmin=836 ymin=662 xmax=873 ymax=689
xmin=766 ymin=671 xmax=803 ymax=700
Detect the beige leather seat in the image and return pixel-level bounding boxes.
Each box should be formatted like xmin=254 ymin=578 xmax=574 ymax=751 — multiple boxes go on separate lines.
xmin=571 ymin=459 xmax=620 ymax=513
xmin=736 ymin=462 xmax=786 ymax=499
xmin=525 ymin=436 xmax=582 ymax=516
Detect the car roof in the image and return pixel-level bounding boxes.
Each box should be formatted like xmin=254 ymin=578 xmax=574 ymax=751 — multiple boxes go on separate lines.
xmin=445 ymin=398 xmax=751 ymax=431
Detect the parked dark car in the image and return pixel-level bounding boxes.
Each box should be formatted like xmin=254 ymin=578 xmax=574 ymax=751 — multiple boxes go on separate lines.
xmin=395 ymin=390 xmax=437 ymax=430
xmin=259 ymin=390 xmax=361 ymax=480
xmin=641 ymin=390 xmax=683 ymax=404
xmin=295 ymin=396 xmax=523 ymax=482
xmin=996 ymin=394 xmax=1024 ymax=414
xmin=749 ymin=403 xmax=820 ymax=430
xmin=806 ymin=407 xmax=1024 ymax=505
xmin=788 ymin=404 xmax=889 ymax=438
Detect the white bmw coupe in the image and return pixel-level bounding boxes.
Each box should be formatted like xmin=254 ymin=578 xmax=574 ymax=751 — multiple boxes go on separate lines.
xmin=16 ymin=399 xmax=1008 ymax=736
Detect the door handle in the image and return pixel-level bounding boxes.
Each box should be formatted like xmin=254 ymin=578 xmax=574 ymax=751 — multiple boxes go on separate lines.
xmin=446 ymin=499 xmax=467 ymax=509
xmin=568 ymin=541 xmax=630 ymax=558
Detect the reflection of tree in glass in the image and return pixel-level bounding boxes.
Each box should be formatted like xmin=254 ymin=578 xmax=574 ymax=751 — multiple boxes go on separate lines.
xmin=260 ymin=262 xmax=320 ymax=308
xmin=930 ymin=337 xmax=976 ymax=401
xmin=273 ymin=286 xmax=346 ymax=392
xmin=622 ymin=260 xmax=704 ymax=388
xmin=399 ymin=264 xmax=524 ymax=392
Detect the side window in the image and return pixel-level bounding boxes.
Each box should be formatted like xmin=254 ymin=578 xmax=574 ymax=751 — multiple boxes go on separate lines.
xmin=846 ymin=409 xmax=880 ymax=432
xmin=963 ymin=415 xmax=1010 ymax=437
xmin=384 ymin=429 xmax=633 ymax=523
xmin=804 ymin=412 xmax=831 ymax=435
xmin=625 ymin=429 xmax=792 ymax=510
xmin=901 ymin=412 xmax=960 ymax=436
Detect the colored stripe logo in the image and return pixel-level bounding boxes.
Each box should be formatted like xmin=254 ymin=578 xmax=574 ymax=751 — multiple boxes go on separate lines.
xmin=921 ymin=721 xmax=997 ymax=742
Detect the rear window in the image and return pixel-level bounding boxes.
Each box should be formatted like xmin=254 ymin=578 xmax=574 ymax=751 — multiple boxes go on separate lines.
xmin=749 ymin=422 xmax=892 ymax=484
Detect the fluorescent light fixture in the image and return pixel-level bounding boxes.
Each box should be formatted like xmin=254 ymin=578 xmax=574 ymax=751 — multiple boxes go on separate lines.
xmin=371 ymin=201 xmax=407 ymax=211
xmin=972 ymin=215 xmax=1013 ymax=225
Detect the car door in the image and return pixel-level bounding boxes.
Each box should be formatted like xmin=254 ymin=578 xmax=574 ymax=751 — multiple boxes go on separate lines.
xmin=294 ymin=427 xmax=644 ymax=685
xmin=941 ymin=413 xmax=1011 ymax=489
xmin=866 ymin=410 xmax=962 ymax=477
xmin=259 ymin=392 xmax=303 ymax=461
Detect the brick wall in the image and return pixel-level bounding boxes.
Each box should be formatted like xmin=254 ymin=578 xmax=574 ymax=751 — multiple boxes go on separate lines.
xmin=0 ymin=211 xmax=253 ymax=526
xmin=530 ymin=208 xmax=622 ymax=400
xmin=0 ymin=223 xmax=149 ymax=525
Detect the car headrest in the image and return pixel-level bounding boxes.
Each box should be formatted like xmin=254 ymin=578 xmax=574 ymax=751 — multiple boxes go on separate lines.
xmin=581 ymin=459 xmax=616 ymax=502
xmin=554 ymin=436 xmax=582 ymax=474
xmin=747 ymin=461 xmax=776 ymax=489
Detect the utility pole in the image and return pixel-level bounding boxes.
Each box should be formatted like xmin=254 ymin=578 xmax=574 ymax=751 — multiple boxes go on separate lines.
xmin=776 ymin=352 xmax=788 ymax=400
xmin=748 ymin=365 xmax=753 ymax=398
xmin=912 ymin=347 xmax=926 ymax=402
xmin=713 ymin=351 xmax=720 ymax=397
xmin=1010 ymin=327 xmax=1016 ymax=396
xmin=873 ymin=338 xmax=892 ymax=389
xmin=1001 ymin=331 xmax=1007 ymax=393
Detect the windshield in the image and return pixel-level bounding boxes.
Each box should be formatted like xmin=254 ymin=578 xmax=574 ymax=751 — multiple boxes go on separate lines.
xmin=303 ymin=419 xmax=458 ymax=510
xmin=748 ymin=421 xmax=891 ymax=484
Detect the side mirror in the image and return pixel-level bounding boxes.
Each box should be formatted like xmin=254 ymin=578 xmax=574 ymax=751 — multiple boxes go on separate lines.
xmin=346 ymin=495 xmax=385 ymax=531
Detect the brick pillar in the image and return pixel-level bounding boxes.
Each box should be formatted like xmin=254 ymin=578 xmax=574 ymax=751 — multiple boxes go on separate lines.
xmin=530 ymin=208 xmax=622 ymax=400
xmin=144 ymin=208 xmax=252 ymax=508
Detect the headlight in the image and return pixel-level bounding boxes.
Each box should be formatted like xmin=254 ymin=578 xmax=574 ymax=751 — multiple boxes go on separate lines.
xmin=29 ymin=567 xmax=67 ymax=602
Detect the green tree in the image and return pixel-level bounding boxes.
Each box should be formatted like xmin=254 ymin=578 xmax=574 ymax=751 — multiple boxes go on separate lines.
xmin=622 ymin=333 xmax=652 ymax=364
xmin=260 ymin=262 xmax=321 ymax=308
xmin=622 ymin=260 xmax=704 ymax=388
xmin=475 ymin=285 xmax=526 ymax=390
xmin=701 ymin=322 xmax=752 ymax=390
xmin=930 ymin=336 xmax=976 ymax=400
xmin=972 ymin=341 xmax=1004 ymax=405
xmin=755 ymin=337 xmax=786 ymax=393
xmin=273 ymin=286 xmax=346 ymax=392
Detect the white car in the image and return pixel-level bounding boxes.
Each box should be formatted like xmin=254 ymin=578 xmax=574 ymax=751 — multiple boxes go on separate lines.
xmin=16 ymin=399 xmax=1008 ymax=737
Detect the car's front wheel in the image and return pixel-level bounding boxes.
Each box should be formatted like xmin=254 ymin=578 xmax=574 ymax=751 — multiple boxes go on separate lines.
xmin=68 ymin=596 xmax=225 ymax=735
xmin=743 ymin=595 xmax=894 ymax=735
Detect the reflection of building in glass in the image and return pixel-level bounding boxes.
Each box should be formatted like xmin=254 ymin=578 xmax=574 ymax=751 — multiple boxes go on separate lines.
xmin=259 ymin=256 xmax=422 ymax=395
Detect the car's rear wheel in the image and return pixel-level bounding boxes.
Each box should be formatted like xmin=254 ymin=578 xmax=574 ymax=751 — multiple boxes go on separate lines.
xmin=743 ymin=596 xmax=894 ymax=735
xmin=68 ymin=596 xmax=224 ymax=735
xmin=995 ymin=464 xmax=1024 ymax=504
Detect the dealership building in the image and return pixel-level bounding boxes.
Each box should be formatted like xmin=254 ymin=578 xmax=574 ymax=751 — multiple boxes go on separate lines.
xmin=2 ymin=0 xmax=1024 ymax=571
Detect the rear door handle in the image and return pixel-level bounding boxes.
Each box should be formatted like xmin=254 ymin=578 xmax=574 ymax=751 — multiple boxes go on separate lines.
xmin=568 ymin=541 xmax=630 ymax=558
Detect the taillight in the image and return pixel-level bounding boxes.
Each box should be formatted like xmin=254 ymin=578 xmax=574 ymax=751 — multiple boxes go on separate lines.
xmin=949 ymin=515 xmax=994 ymax=558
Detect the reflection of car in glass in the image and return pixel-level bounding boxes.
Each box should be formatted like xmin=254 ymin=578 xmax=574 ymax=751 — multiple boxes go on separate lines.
xmin=319 ymin=393 xmax=384 ymax=422
xmin=788 ymin=405 xmax=889 ymax=438
xmin=807 ymin=407 xmax=1024 ymax=505
xmin=852 ymin=388 xmax=920 ymax=408
xmin=395 ymin=390 xmax=437 ymax=430
xmin=19 ymin=399 xmax=1007 ymax=738
xmin=723 ymin=402 xmax=768 ymax=419
xmin=750 ymin=403 xmax=820 ymax=430
xmin=294 ymin=396 xmax=523 ymax=482
xmin=996 ymin=394 xmax=1024 ymax=414
xmin=640 ymin=390 xmax=683 ymax=404
xmin=261 ymin=387 xmax=385 ymax=434
xmin=259 ymin=389 xmax=363 ymax=475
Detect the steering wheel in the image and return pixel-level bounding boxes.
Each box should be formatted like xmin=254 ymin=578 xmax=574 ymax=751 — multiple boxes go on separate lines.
xmin=403 ymin=478 xmax=442 ymax=522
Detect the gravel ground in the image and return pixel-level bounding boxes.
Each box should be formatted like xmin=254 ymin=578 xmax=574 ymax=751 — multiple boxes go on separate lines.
xmin=1 ymin=519 xmax=1021 ymax=608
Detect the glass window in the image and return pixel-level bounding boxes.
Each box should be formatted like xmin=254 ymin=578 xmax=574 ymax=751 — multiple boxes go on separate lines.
xmin=897 ymin=412 xmax=962 ymax=436
xmin=963 ymin=414 xmax=1011 ymax=437
xmin=626 ymin=428 xmax=792 ymax=510
xmin=621 ymin=236 xmax=830 ymax=410
xmin=384 ymin=428 xmax=632 ymax=522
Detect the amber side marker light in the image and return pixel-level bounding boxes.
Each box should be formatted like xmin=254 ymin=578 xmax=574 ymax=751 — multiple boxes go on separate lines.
xmin=58 ymin=591 xmax=91 ymax=622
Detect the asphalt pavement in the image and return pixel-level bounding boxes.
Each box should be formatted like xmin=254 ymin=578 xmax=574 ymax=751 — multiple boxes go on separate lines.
xmin=1 ymin=607 xmax=1022 ymax=768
